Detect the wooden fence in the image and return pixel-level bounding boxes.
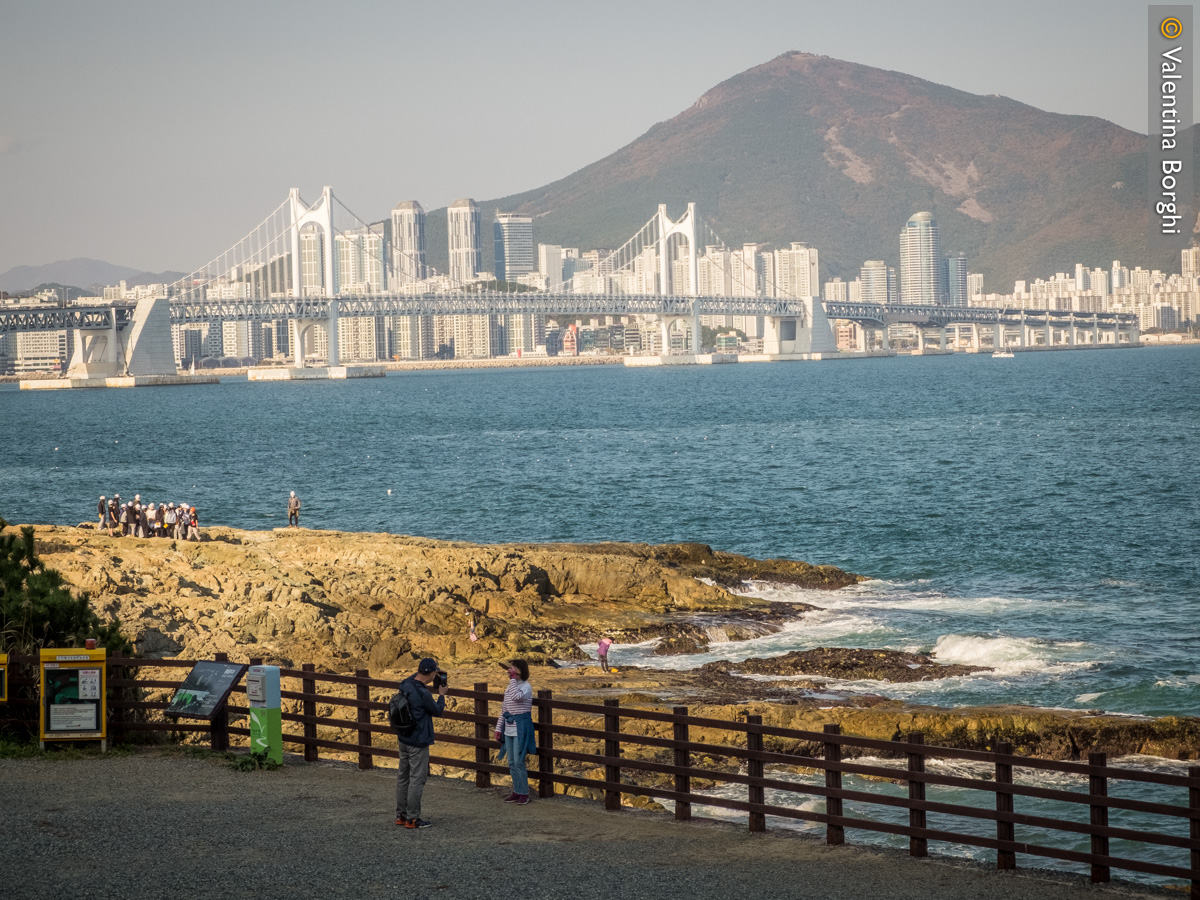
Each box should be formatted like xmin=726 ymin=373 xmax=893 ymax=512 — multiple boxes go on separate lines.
xmin=3 ymin=652 xmax=1197 ymax=896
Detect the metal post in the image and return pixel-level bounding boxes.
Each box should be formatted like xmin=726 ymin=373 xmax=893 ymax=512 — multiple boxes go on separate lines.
xmin=747 ymin=714 xmax=765 ymax=833
xmin=604 ymin=699 xmax=621 ymax=811
xmin=824 ymin=724 xmax=844 ymax=845
xmin=908 ymin=732 xmax=927 ymax=857
xmin=673 ymin=706 xmax=691 ymax=822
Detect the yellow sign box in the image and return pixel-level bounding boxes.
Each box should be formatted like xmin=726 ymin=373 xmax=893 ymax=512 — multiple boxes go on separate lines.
xmin=0 ymin=652 xmax=7 ymax=703
xmin=39 ymin=648 xmax=106 ymax=744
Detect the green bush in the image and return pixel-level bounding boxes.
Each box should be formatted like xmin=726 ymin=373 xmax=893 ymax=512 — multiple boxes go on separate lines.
xmin=0 ymin=525 xmax=132 ymax=655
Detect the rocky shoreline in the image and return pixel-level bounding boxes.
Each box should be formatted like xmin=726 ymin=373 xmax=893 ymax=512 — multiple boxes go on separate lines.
xmin=16 ymin=523 xmax=1200 ymax=761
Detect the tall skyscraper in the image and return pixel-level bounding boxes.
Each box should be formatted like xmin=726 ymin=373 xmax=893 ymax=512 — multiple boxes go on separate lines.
xmin=775 ymin=242 xmax=820 ymax=298
xmin=967 ymin=273 xmax=984 ymax=298
xmin=538 ymin=244 xmax=563 ymax=289
xmin=1182 ymin=245 xmax=1200 ymax=280
xmin=945 ymin=253 xmax=968 ymax=307
xmin=447 ymin=199 xmax=482 ymax=284
xmin=390 ymin=201 xmax=427 ymax=286
xmin=334 ymin=225 xmax=385 ymax=294
xmin=860 ymin=260 xmax=889 ymax=304
xmin=899 ymin=212 xmax=945 ymax=305
xmin=493 ymin=212 xmax=534 ymax=282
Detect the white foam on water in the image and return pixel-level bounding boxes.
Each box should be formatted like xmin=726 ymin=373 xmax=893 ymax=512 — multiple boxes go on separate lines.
xmin=930 ymin=633 xmax=1094 ymax=677
xmin=1074 ymin=692 xmax=1104 ymax=704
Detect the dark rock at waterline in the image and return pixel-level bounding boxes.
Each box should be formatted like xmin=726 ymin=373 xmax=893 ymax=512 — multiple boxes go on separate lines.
xmin=645 ymin=542 xmax=864 ymax=590
xmin=702 ymin=647 xmax=990 ymax=682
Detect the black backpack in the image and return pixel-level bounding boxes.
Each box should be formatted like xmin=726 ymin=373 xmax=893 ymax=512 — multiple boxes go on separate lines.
xmin=388 ymin=684 xmax=416 ymax=737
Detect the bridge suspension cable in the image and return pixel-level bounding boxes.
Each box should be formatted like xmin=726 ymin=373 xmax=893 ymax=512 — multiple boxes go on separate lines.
xmin=169 ymin=196 xmax=297 ymax=304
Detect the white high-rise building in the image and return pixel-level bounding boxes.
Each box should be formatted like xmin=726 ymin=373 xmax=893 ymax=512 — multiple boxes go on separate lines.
xmin=775 ymin=243 xmax=820 ymax=298
xmin=447 ymin=198 xmax=482 ymax=284
xmin=299 ymin=228 xmax=325 ymax=297
xmin=860 ymin=260 xmax=889 ymax=304
xmin=1183 ymin=246 xmax=1200 ymax=281
xmin=538 ymin=244 xmax=563 ymax=289
xmin=390 ymin=201 xmax=427 ymax=287
xmin=899 ymin=212 xmax=945 ymax=305
xmin=493 ymin=213 xmax=534 ymax=282
xmin=967 ymin=273 xmax=984 ymax=299
xmin=335 ymin=226 xmax=385 ymax=294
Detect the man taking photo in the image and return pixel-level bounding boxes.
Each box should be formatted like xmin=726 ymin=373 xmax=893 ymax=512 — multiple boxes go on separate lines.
xmin=396 ymin=657 xmax=446 ymax=829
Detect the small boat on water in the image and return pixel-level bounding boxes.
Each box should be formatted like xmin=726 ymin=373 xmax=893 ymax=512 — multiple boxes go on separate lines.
xmin=992 ymin=349 xmax=1015 ymax=358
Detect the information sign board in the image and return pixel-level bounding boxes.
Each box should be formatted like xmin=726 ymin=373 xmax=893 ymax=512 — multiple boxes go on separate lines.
xmin=165 ymin=661 xmax=247 ymax=719
xmin=39 ymin=648 xmax=107 ymax=742
xmin=0 ymin=651 xmax=7 ymax=703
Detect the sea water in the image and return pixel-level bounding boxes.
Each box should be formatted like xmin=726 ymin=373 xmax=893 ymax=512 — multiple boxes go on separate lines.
xmin=1 ymin=348 xmax=1197 ymax=719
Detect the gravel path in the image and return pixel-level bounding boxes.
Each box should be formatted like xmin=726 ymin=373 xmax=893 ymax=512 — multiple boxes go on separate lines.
xmin=0 ymin=751 xmax=1172 ymax=900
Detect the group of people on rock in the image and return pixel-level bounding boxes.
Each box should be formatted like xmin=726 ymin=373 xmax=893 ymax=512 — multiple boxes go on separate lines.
xmin=97 ymin=493 xmax=200 ymax=541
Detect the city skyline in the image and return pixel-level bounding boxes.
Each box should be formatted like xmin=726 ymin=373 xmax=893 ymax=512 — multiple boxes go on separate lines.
xmin=0 ymin=1 xmax=1182 ymax=274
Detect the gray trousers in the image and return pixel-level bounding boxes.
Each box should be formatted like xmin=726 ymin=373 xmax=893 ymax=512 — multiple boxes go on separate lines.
xmin=396 ymin=743 xmax=430 ymax=820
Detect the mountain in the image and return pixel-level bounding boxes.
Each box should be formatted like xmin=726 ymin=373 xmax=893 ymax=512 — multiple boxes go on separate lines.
xmin=0 ymin=259 xmax=185 ymax=295
xmin=427 ymin=52 xmax=1187 ymax=291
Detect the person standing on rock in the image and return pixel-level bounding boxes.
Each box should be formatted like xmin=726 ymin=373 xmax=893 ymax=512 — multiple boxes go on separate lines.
xmin=494 ymin=658 xmax=536 ymax=805
xmin=97 ymin=495 xmax=108 ymax=532
xmin=287 ymin=491 xmax=301 ymax=527
xmin=597 ymin=636 xmax=613 ymax=673
xmin=396 ymin=658 xmax=446 ymax=829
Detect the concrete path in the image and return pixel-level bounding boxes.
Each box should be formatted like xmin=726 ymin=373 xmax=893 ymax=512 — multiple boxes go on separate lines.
xmin=0 ymin=752 xmax=1173 ymax=900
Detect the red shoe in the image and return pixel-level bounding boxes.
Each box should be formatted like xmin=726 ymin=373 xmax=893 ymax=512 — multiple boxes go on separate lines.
xmin=396 ymin=816 xmax=408 ymax=826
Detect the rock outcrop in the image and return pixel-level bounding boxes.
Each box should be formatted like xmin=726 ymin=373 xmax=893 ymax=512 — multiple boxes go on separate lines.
xmin=702 ymin=648 xmax=990 ymax=682
xmin=24 ymin=525 xmax=858 ymax=674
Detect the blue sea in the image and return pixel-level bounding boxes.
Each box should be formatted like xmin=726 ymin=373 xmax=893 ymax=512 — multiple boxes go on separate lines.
xmin=1 ymin=348 xmax=1198 ymax=719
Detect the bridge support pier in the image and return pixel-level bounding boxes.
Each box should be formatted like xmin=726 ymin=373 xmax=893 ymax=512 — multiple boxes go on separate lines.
xmin=761 ymin=299 xmax=837 ymax=357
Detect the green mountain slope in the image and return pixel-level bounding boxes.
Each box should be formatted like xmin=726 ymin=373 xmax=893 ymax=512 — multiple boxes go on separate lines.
xmin=427 ymin=52 xmax=1189 ymax=292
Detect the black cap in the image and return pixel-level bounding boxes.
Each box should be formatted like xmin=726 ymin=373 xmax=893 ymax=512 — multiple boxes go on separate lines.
xmin=418 ymin=658 xmax=438 ymax=674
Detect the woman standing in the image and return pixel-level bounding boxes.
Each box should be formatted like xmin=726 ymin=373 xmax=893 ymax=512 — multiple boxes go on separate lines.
xmin=494 ymin=659 xmax=536 ymax=805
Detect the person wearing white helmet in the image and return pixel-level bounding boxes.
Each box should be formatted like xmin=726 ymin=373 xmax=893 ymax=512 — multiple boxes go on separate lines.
xmin=287 ymin=490 xmax=301 ymax=527
xmin=98 ymin=495 xmax=109 ymax=532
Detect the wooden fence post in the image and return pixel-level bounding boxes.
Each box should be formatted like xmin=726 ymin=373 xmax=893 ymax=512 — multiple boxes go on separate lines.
xmin=355 ymin=669 xmax=372 ymax=770
xmin=1187 ymin=766 xmax=1198 ymax=900
xmin=604 ymin=699 xmax=621 ymax=811
xmin=995 ymin=740 xmax=1016 ymax=870
xmin=210 ymin=652 xmax=229 ymax=752
xmin=673 ymin=706 xmax=691 ymax=822
xmin=474 ymin=682 xmax=490 ymax=789
xmin=537 ymin=689 xmax=554 ymax=798
xmin=1088 ymin=752 xmax=1109 ymax=883
xmin=824 ymin=724 xmax=844 ymax=845
xmin=908 ymin=732 xmax=927 ymax=857
xmin=109 ymin=650 xmax=125 ymax=747
xmin=301 ymin=663 xmax=318 ymax=762
xmin=747 ymin=714 xmax=765 ymax=833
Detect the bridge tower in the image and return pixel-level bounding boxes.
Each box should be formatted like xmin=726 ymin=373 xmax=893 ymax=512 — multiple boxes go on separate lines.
xmin=288 ymin=187 xmax=339 ymax=367
xmin=656 ymin=203 xmax=700 ymax=353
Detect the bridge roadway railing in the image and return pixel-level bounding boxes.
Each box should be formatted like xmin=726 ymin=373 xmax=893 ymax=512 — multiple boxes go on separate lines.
xmin=0 ymin=304 xmax=136 ymax=333
xmin=0 ymin=296 xmax=1139 ymax=332
xmin=2 ymin=651 xmax=1196 ymax=891
xmin=167 ymin=292 xmax=811 ymax=324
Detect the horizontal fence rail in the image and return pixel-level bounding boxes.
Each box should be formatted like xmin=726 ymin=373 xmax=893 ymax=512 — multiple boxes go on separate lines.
xmin=1 ymin=653 xmax=1196 ymax=894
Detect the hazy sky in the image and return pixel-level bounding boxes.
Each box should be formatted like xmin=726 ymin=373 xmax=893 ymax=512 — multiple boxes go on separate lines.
xmin=0 ymin=0 xmax=1175 ymax=274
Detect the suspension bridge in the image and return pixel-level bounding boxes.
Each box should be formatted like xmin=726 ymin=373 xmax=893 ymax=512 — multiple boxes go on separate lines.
xmin=2 ymin=187 xmax=1140 ymax=383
